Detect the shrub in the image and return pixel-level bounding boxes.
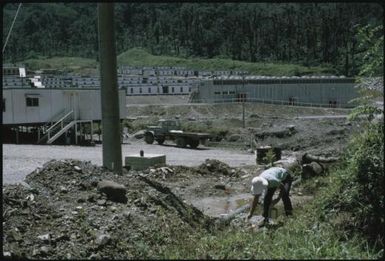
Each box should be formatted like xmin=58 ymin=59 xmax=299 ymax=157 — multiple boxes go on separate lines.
xmin=263 ymin=148 xmax=276 ymax=167
xmin=319 ymin=121 xmax=384 ymax=249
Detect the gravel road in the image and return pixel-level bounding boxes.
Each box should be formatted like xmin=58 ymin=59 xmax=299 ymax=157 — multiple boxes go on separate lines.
xmin=2 ymin=141 xmax=255 ymax=185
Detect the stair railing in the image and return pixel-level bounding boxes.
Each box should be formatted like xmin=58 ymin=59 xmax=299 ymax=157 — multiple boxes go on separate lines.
xmin=46 ymin=110 xmax=74 ymax=140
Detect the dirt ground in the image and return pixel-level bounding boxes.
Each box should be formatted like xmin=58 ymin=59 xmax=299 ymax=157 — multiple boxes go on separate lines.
xmin=127 ymin=102 xmax=359 ymax=157
xmin=2 ymin=102 xmax=363 ymax=259
xmin=2 ymin=158 xmax=314 ymax=259
xmin=2 ymin=141 xmax=256 ymax=185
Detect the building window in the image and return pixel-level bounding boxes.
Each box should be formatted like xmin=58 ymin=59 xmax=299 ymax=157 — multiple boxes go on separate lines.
xmin=26 ymin=97 xmax=39 ymax=107
xmin=180 ymin=87 xmax=183 ymax=92
xmin=130 ymin=88 xmax=133 ymax=94
xmin=2 ymin=98 xmax=5 ymax=112
xmin=139 ymin=88 xmax=142 ymax=94
xmin=171 ymin=87 xmax=175 ymax=93
xmin=189 ymin=87 xmax=191 ymax=92
xmin=148 ymin=87 xmax=151 ymax=93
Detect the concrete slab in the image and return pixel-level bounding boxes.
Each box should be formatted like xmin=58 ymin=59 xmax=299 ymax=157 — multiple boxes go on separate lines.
xmin=124 ymin=153 xmax=166 ymax=170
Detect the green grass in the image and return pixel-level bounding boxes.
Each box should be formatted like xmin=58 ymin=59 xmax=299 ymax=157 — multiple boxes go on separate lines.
xmin=21 ymin=56 xmax=98 ymax=74
xmin=117 ymin=48 xmax=335 ymax=76
xmin=18 ymin=48 xmax=335 ymax=76
xmin=158 ymin=175 xmax=383 ymax=259
xmin=157 ymin=126 xmax=384 ymax=259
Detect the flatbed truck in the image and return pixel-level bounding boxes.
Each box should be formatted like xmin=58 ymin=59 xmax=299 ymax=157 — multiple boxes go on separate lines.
xmin=144 ymin=119 xmax=211 ymax=149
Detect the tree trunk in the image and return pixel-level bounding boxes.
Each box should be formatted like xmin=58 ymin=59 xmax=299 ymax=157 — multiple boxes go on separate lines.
xmin=302 ymin=153 xmax=339 ymax=164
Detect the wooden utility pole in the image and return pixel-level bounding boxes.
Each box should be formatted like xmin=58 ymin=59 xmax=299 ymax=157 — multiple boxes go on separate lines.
xmin=242 ymin=73 xmax=246 ymax=128
xmin=97 ymin=3 xmax=122 ymax=174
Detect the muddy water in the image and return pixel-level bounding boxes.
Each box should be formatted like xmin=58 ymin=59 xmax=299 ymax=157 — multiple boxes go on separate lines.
xmin=190 ymin=193 xmax=253 ymax=217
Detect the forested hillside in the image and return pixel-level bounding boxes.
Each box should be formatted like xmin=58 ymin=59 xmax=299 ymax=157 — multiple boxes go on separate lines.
xmin=3 ymin=3 xmax=383 ymax=76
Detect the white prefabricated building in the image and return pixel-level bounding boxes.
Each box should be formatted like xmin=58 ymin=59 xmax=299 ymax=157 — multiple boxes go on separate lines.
xmin=3 ymin=88 xmax=126 ymax=145
xmin=3 ymin=88 xmax=126 ymax=125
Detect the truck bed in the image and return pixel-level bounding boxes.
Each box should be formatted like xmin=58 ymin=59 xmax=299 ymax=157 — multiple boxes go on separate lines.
xmin=168 ymin=131 xmax=211 ymax=138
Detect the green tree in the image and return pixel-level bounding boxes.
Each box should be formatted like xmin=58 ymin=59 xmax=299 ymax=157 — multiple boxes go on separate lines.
xmin=321 ymin=24 xmax=384 ymax=250
xmin=2 ymin=2 xmax=383 ymax=75
xmin=349 ymin=24 xmax=383 ymax=121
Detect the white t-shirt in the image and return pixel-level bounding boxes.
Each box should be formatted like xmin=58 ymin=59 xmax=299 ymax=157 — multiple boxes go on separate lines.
xmin=259 ymin=167 xmax=288 ymax=188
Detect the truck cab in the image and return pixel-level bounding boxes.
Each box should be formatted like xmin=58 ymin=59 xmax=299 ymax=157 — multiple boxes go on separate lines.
xmin=147 ymin=119 xmax=181 ymax=135
xmin=145 ymin=119 xmax=181 ymax=144
xmin=157 ymin=119 xmax=181 ymax=133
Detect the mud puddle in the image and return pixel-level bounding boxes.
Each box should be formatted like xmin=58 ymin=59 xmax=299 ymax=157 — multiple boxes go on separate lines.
xmin=190 ymin=193 xmax=253 ymax=217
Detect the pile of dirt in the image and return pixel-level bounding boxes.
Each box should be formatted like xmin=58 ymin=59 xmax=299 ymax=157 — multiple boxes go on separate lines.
xmin=2 ymin=154 xmax=340 ymax=259
xmin=255 ymin=125 xmax=297 ymax=139
xmin=3 ymin=160 xmax=214 ymax=259
xmin=251 ymin=118 xmax=359 ymax=156
xmin=197 ymin=159 xmax=240 ymax=177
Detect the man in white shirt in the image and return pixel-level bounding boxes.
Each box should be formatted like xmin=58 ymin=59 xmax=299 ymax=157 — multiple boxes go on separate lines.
xmin=247 ymin=167 xmax=293 ymax=225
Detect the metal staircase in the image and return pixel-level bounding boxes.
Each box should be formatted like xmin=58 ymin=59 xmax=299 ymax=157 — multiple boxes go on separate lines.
xmin=38 ymin=110 xmax=76 ymax=144
xmin=39 ymin=108 xmax=67 ymax=134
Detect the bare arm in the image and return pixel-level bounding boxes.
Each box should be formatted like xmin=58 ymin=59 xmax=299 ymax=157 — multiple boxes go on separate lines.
xmin=247 ymin=195 xmax=260 ymax=219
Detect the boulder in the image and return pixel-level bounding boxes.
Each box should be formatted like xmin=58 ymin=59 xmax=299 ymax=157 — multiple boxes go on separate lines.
xmin=255 ymin=126 xmax=297 ymax=140
xmin=95 ymin=234 xmax=111 ymax=247
xmin=302 ymin=161 xmax=324 ymax=179
xmin=214 ymin=184 xmax=226 ymax=190
xmin=37 ymin=233 xmax=51 ymax=242
xmin=97 ymin=180 xmax=127 ymax=203
xmin=327 ymin=128 xmax=346 ymax=135
xmin=40 ymin=246 xmax=51 ymax=255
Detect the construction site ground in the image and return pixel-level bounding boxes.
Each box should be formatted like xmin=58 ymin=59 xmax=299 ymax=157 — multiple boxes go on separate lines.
xmin=2 ymin=101 xmax=363 ymax=259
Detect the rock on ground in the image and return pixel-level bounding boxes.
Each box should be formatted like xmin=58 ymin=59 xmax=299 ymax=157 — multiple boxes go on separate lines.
xmin=97 ymin=180 xmax=127 ymax=203
xmin=3 ymin=159 xmax=215 ymax=259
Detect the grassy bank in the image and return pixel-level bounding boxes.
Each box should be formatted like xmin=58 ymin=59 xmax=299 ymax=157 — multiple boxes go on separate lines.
xmin=157 ymin=119 xmax=384 ymax=259
xmin=21 ymin=56 xmax=98 ymax=74
xmin=156 ymin=174 xmax=382 ymax=259
xmin=19 ymin=48 xmax=335 ymax=76
xmin=117 ymin=48 xmax=335 ymax=76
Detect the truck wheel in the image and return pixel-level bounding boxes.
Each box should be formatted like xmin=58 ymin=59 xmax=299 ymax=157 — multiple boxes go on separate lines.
xmin=156 ymin=137 xmax=165 ymax=145
xmin=176 ymin=137 xmax=186 ymax=148
xmin=189 ymin=139 xmax=199 ymax=149
xmin=144 ymin=133 xmax=154 ymax=144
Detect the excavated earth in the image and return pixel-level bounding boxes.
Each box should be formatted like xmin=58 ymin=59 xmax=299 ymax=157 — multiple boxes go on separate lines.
xmin=3 ymin=102 xmax=365 ymax=259
xmin=3 ymin=158 xmax=314 ymax=259
xmin=126 ymin=102 xmax=361 ymax=157
xmin=3 ymin=159 xmax=214 ymax=259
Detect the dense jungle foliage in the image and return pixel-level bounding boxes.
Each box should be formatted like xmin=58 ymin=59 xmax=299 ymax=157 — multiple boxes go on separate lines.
xmin=2 ymin=3 xmax=383 ymax=76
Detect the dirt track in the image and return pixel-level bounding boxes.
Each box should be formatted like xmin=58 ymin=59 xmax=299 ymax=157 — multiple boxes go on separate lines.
xmin=2 ymin=141 xmax=256 ymax=185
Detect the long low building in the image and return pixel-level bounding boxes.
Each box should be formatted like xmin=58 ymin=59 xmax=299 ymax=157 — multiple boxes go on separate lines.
xmin=3 ymin=88 xmax=126 ymax=145
xmin=191 ymin=76 xmax=359 ymax=108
